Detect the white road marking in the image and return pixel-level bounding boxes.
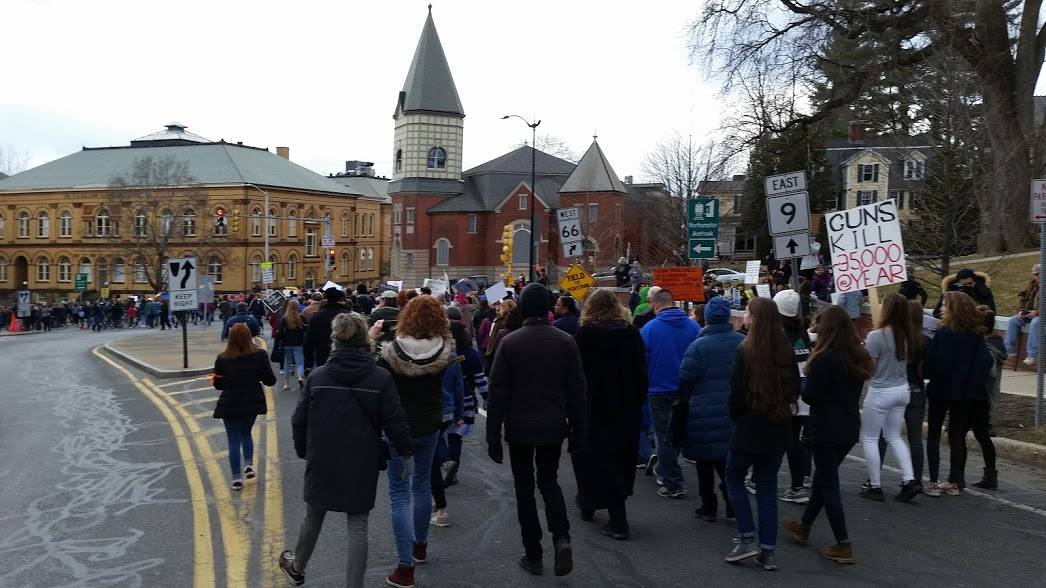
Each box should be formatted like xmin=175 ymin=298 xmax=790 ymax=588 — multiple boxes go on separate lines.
xmin=156 ymin=376 xmax=210 ymax=388
xmin=167 ymin=386 xmax=216 ymax=397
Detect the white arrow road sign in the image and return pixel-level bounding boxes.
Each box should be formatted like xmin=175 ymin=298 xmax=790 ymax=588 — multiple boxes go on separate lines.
xmin=773 ymin=233 xmax=812 ymax=260
xmin=166 ymin=257 xmax=199 ymax=311
xmin=562 ymin=240 xmax=582 ymax=258
xmin=692 ymin=241 xmax=714 ymax=255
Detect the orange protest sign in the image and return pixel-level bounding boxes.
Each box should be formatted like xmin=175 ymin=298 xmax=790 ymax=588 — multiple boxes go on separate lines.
xmin=652 ymin=267 xmax=705 ymax=302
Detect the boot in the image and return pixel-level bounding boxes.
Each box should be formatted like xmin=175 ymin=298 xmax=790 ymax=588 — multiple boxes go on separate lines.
xmin=385 ymin=564 xmax=415 ymax=588
xmin=821 ymin=543 xmax=855 ymax=564
xmin=971 ymin=467 xmax=998 ymax=490
xmin=782 ymin=517 xmax=809 ymax=545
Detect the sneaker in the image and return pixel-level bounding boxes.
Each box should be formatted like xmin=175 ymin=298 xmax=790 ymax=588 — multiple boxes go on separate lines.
xmin=693 ymin=507 xmax=717 ymax=522
xmin=244 ymin=466 xmax=256 ymax=480
xmin=945 ymin=482 xmax=962 ymax=496
xmin=283 ymin=383 xmax=290 ymax=391
xmin=782 ymin=517 xmax=810 ymax=545
xmin=822 ymin=543 xmax=855 ymax=564
xmin=756 ymin=551 xmax=777 ymax=571
xmin=430 ymin=510 xmax=450 ymax=527
xmin=231 ymin=479 xmax=243 ymax=491
xmin=925 ymin=482 xmax=942 ymax=497
xmin=744 ymin=480 xmax=757 ymax=496
xmin=600 ymin=522 xmax=630 ymax=540
xmin=412 ymin=542 xmax=427 ymax=564
xmin=858 ymin=486 xmax=884 ymax=501
xmin=657 ymin=486 xmax=687 ymax=499
xmin=780 ymin=488 xmax=810 ymax=504
xmin=553 ymin=539 xmax=573 ymax=577
xmin=1023 ymin=357 xmax=1036 ymax=366
xmin=644 ymin=454 xmax=658 ymax=476
xmin=279 ymin=550 xmax=305 ymax=586
xmin=803 ymin=475 xmax=812 ymax=489
xmin=895 ymin=480 xmax=922 ymax=502
xmin=385 ymin=564 xmax=415 ymax=588
xmin=518 ymin=555 xmax=543 ymax=576
xmin=724 ymin=539 xmax=759 ymax=563
xmin=298 ymin=377 xmax=305 ymax=389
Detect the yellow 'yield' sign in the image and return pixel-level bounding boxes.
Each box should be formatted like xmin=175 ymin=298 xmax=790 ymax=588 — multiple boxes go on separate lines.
xmin=559 ymin=264 xmax=596 ymax=300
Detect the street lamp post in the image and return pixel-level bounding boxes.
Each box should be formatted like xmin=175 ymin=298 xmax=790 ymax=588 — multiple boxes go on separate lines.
xmin=502 ymin=114 xmax=541 ymax=283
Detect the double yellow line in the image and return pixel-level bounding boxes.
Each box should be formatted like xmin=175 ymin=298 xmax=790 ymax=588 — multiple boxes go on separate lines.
xmin=94 ymin=345 xmax=286 ymax=587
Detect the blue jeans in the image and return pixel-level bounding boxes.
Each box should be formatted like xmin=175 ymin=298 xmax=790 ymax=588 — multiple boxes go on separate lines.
xmin=725 ymin=450 xmax=783 ymax=550
xmin=649 ymin=394 xmax=684 ymax=491
xmin=387 ymin=431 xmax=439 ymax=566
xmin=1005 ymin=314 xmax=1040 ymax=357
xmin=222 ymin=415 xmax=257 ymax=478
xmin=283 ymin=346 xmax=304 ymax=378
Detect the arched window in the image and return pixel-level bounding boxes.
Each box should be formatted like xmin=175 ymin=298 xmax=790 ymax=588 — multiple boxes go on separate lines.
xmin=36 ymin=256 xmax=49 ymax=282
xmin=268 ymin=208 xmax=278 ymax=237
xmin=0 ymin=212 xmax=5 ymax=239
xmin=305 ymin=211 xmax=317 ymax=256
xmin=207 ymin=256 xmax=223 ymax=283
xmin=395 ymin=149 xmax=403 ymax=173
xmin=79 ymin=257 xmax=92 ymax=284
xmin=269 ymin=254 xmax=279 ymax=282
xmin=511 ymin=221 xmax=530 ymax=266
xmin=287 ymin=253 xmax=298 ymax=280
xmin=358 ymin=248 xmax=366 ymax=271
xmin=96 ymin=259 xmax=109 ymax=285
xmin=182 ymin=208 xmax=196 ymax=236
xmin=18 ymin=211 xmax=30 ymax=238
xmin=133 ymin=209 xmax=147 ymax=237
xmin=393 ymin=204 xmax=402 ymax=225
xmin=161 ymin=210 xmax=174 ymax=236
xmin=354 ymin=212 xmax=360 ymax=237
xmin=435 ymin=238 xmax=450 ymax=266
xmin=36 ymin=211 xmax=49 ymax=238
xmin=133 ymin=257 xmax=148 ymax=283
xmin=341 ymin=212 xmax=350 ymax=238
xmin=250 ymin=255 xmax=262 ymax=283
xmin=250 ymin=208 xmax=262 ymax=236
xmin=305 ymin=271 xmax=315 ymax=290
xmin=0 ymin=256 xmax=7 ymax=282
xmin=58 ymin=256 xmax=71 ymax=282
xmin=287 ymin=210 xmax=298 ymax=237
xmin=113 ymin=258 xmax=126 ymax=282
xmin=59 ymin=210 xmax=72 ymax=238
xmin=367 ymin=248 xmax=374 ymax=270
xmin=340 ymin=253 xmax=350 ymax=276
xmin=95 ymin=208 xmax=111 ymax=236
xmin=427 ymin=147 xmax=447 ymax=169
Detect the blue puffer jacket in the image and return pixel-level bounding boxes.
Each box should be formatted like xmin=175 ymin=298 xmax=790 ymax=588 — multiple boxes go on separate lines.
xmin=678 ymin=322 xmax=744 ymax=461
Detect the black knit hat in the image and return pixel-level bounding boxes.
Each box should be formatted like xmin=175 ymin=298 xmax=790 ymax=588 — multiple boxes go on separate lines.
xmin=518 ymin=283 xmax=551 ymax=319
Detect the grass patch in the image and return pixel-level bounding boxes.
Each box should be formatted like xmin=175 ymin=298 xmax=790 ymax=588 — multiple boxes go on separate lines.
xmin=991 ymin=393 xmax=1046 ymax=445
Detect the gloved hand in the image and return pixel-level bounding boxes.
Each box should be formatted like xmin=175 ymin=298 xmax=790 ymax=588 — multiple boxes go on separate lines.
xmin=487 ymin=441 xmax=504 ymax=464
xmin=400 ymin=455 xmax=414 ymax=481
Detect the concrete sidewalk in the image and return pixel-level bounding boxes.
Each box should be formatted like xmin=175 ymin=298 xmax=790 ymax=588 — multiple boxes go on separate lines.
xmin=1001 ymin=370 xmax=1046 ymax=398
xmin=102 ymin=323 xmax=237 ymax=377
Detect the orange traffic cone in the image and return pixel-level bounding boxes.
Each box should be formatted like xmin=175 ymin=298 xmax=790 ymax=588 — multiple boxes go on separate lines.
xmin=9 ymin=313 xmax=19 ymax=332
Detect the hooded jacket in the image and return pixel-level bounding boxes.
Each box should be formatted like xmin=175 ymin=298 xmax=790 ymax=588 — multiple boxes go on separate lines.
xmin=641 ymin=307 xmax=701 ymax=394
xmin=212 ymin=349 xmax=276 ymax=419
xmin=304 ymin=302 xmax=351 ymax=368
xmin=292 ymin=347 xmax=412 ymax=513
xmin=377 ymin=334 xmax=454 ymax=436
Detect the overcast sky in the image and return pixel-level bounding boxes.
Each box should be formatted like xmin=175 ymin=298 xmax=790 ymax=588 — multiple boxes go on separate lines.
xmin=0 ymin=0 xmax=721 ymax=180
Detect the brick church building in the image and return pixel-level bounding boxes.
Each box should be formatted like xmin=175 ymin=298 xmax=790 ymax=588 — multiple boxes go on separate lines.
xmin=389 ymin=8 xmax=633 ymax=286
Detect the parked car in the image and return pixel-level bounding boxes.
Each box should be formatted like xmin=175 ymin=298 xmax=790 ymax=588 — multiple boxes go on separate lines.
xmin=705 ymin=267 xmax=745 ymax=278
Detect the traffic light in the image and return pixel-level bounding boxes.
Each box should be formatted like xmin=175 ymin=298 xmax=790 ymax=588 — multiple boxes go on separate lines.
xmin=215 ymin=207 xmax=226 ymax=227
xmin=231 ymin=209 xmax=240 ymax=233
xmin=328 ymin=248 xmax=336 ymax=267
xmin=500 ymin=224 xmax=514 ymax=285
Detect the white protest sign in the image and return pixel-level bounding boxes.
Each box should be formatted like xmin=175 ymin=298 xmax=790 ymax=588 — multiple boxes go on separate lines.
xmin=423 ymin=278 xmax=448 ymax=297
xmin=755 ymin=284 xmax=771 ymax=299
xmin=483 ymin=282 xmax=508 ymax=304
xmin=744 ymin=261 xmax=761 ymax=285
xmin=825 ymin=200 xmax=906 ymax=294
xmin=322 ymin=280 xmax=344 ymax=292
xmin=387 ymin=280 xmax=403 ymax=291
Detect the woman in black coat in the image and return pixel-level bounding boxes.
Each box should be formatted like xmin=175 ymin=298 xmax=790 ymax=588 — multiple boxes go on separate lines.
xmin=571 ymin=289 xmax=648 ymax=540
xmin=212 ymin=323 xmax=276 ymax=490
xmin=279 ymin=312 xmax=413 ymax=588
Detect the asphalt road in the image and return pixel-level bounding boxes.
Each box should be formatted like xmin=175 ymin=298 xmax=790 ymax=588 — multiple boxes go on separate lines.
xmin=3 ymin=326 xmax=1046 ymax=587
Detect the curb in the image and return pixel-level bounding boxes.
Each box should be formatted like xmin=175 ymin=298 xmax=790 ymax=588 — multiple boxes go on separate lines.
xmin=966 ymin=432 xmax=1046 ymax=468
xmin=100 ymin=342 xmax=213 ymax=379
xmin=0 ymin=330 xmax=46 ymax=337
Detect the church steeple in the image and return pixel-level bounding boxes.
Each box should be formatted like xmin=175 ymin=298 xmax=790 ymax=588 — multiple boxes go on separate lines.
xmin=395 ymin=7 xmax=464 ymax=117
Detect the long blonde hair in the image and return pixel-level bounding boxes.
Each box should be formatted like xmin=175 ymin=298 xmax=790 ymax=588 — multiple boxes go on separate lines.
xmin=283 ymin=301 xmax=304 ymax=330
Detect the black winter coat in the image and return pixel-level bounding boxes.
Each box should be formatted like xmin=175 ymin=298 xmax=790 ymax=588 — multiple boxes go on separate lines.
xmin=278 ymin=316 xmax=306 ymax=347
xmin=487 ymin=318 xmax=588 ymax=446
xmin=801 ymin=351 xmax=862 ymax=445
xmin=727 ymin=350 xmax=798 ymax=455
xmin=924 ymin=328 xmax=994 ymax=402
xmin=212 ymin=350 xmax=276 ymax=419
xmin=304 ymin=302 xmax=350 ymax=368
xmin=571 ymin=322 xmax=647 ymax=510
xmin=292 ymin=348 xmax=412 ymax=513
xmin=376 ymin=335 xmax=454 ymax=436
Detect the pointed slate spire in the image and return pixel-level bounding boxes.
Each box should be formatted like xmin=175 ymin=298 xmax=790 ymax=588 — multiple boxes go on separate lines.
xmin=397 ymin=8 xmax=464 ymax=117
xmin=559 ymin=139 xmax=627 ymax=193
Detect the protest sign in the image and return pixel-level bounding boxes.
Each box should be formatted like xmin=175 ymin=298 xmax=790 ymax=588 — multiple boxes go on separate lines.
xmin=744 ymin=261 xmax=760 ymax=285
xmin=825 ymin=200 xmax=906 ymax=294
xmin=483 ymin=282 xmax=508 ymax=303
xmin=652 ymin=267 xmax=705 ymax=302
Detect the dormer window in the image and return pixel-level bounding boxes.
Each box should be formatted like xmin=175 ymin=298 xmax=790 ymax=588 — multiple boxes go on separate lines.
xmin=904 ymin=159 xmax=925 ymax=180
xmin=427 ymin=147 xmax=447 ymax=169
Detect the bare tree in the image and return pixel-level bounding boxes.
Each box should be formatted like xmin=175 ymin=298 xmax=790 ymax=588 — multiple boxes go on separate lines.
xmin=514 ymin=134 xmax=580 ymax=163
xmin=101 ymin=156 xmax=218 ymax=292
xmin=692 ymin=0 xmax=1046 ymax=253
xmin=0 ymin=144 xmax=30 ymax=176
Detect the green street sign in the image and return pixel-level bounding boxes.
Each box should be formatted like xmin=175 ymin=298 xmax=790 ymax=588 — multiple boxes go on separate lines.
xmin=689 ymin=238 xmax=716 ymax=259
xmin=688 ymin=198 xmax=719 ymax=240
xmin=75 ymin=273 xmax=89 ymax=291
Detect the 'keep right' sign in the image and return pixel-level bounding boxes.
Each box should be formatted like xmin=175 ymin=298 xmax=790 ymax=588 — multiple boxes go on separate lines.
xmin=825 ymin=200 xmax=906 ymax=294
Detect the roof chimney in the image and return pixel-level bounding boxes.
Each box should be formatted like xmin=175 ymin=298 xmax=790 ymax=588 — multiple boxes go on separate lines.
xmin=276 ymin=146 xmax=290 ymax=160
xmin=848 ymin=121 xmax=867 ymax=144
xmin=624 ymin=175 xmax=633 ymax=184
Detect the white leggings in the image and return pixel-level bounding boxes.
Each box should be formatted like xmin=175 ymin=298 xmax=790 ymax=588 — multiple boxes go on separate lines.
xmin=861 ymin=384 xmax=915 ymax=486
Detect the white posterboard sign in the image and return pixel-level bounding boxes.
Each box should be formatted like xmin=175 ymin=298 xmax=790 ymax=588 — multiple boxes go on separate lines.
xmin=744 ymin=261 xmax=761 ymax=285
xmin=322 ymin=280 xmax=344 ymax=292
xmin=386 ymin=280 xmax=403 ymax=291
xmin=166 ymin=257 xmax=198 ymax=311
xmin=483 ymin=282 xmax=509 ymax=304
xmin=755 ymin=284 xmax=772 ymax=299
xmin=825 ymin=200 xmax=906 ymax=294
xmin=423 ymin=278 xmax=448 ymax=297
